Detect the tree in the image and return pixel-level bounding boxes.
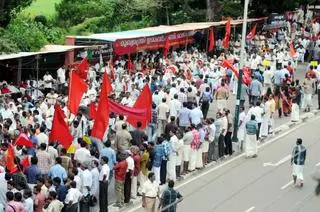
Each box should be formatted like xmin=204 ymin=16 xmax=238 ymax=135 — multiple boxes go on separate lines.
xmin=0 ymin=0 xmax=32 ymax=27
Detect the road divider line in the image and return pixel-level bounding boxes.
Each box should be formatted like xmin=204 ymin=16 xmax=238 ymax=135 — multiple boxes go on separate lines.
xmin=244 ymin=206 xmax=255 ymax=212
xmin=263 ymin=154 xmax=291 ymax=167
xmin=280 ymin=180 xmax=293 ymax=190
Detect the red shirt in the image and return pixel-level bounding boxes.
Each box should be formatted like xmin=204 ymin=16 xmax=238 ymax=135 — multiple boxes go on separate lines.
xmin=133 ymin=154 xmax=141 ymax=176
xmin=114 ymin=160 xmax=128 ymax=181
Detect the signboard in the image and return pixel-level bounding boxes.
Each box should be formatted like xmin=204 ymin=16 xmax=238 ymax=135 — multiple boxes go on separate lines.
xmin=264 ymin=14 xmax=287 ymax=30
xmin=74 ymin=39 xmax=113 ymax=61
xmin=113 ymin=31 xmax=196 ymax=55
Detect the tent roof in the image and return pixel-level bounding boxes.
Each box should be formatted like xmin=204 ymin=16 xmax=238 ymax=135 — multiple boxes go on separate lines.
xmin=0 ymin=45 xmax=89 ymax=61
xmin=74 ymin=17 xmax=267 ymax=42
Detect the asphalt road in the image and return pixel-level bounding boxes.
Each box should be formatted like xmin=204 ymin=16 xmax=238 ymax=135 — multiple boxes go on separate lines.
xmin=130 ymin=115 xmax=320 ymax=212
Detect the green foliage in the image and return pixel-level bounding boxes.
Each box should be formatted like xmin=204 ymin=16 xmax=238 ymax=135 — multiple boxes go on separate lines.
xmin=55 ymin=0 xmax=116 ymax=28
xmin=0 ymin=0 xmax=33 ymax=27
xmin=220 ymin=0 xmax=244 ymax=18
xmin=68 ymin=16 xmax=108 ymax=35
xmin=1 ymin=16 xmax=65 ymax=52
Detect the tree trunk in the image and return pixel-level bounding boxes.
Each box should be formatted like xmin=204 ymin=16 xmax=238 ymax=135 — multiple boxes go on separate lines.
xmin=206 ymin=0 xmax=213 ymax=21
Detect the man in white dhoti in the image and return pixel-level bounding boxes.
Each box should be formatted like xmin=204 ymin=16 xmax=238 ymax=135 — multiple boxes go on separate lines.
xmin=237 ymin=107 xmax=246 ymax=152
xmin=167 ymin=129 xmax=179 ymax=182
xmin=291 ymin=99 xmax=300 ymax=122
xmin=291 ymin=138 xmax=307 ymax=187
xmin=245 ymin=115 xmax=258 ymax=158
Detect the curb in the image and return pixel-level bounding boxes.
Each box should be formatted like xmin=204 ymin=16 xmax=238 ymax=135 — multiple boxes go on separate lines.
xmin=109 ymin=109 xmax=320 ymax=212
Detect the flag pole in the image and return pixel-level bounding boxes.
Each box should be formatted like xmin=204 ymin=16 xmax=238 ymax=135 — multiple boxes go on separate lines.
xmin=232 ymin=0 xmax=249 ymax=142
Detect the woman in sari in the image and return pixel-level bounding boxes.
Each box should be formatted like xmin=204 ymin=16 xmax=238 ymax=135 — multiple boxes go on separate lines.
xmin=274 ymin=87 xmax=283 ymax=118
xmin=281 ymin=86 xmax=292 ymax=116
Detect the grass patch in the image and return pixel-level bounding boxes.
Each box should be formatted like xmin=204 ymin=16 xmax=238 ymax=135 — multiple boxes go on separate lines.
xmin=21 ymin=0 xmax=61 ymax=18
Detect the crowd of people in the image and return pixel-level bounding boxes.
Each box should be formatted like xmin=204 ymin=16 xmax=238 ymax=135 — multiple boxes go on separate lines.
xmin=0 ymin=17 xmax=319 ymax=212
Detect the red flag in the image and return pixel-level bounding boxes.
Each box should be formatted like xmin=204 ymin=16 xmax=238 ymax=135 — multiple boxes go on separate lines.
xmin=222 ymin=17 xmax=231 ymax=49
xmin=89 ymin=102 xmax=97 ymax=119
xmin=21 ymin=157 xmax=30 ymax=172
xmin=290 ymin=43 xmax=296 ymax=57
xmin=127 ymin=84 xmax=152 ymax=129
xmin=14 ymin=133 xmax=33 ymax=148
xmin=103 ymin=70 xmax=113 ymax=94
xmin=109 ymin=59 xmax=115 ymax=81
xmin=221 ymin=60 xmax=251 ymax=85
xmin=163 ymin=37 xmax=170 ymax=58
xmin=77 ymin=57 xmax=89 ymax=80
xmin=50 ymin=104 xmax=73 ymax=149
xmin=68 ymin=71 xmax=88 ymax=115
xmin=91 ymin=72 xmax=110 ymax=140
xmin=6 ymin=145 xmax=17 ymax=173
xmin=246 ymin=24 xmax=257 ymax=40
xmin=208 ymin=28 xmax=215 ymax=52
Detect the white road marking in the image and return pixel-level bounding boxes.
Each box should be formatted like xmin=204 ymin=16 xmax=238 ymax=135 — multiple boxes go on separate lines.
xmin=244 ymin=206 xmax=255 ymax=212
xmin=126 ymin=117 xmax=319 ymax=212
xmin=316 ymin=162 xmax=320 ymax=167
xmin=280 ymin=180 xmax=294 ymax=190
xmin=263 ymin=154 xmax=291 ymax=167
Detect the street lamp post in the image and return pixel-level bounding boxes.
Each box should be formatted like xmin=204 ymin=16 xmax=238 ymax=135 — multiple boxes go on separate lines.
xmin=232 ymin=0 xmax=249 ymax=142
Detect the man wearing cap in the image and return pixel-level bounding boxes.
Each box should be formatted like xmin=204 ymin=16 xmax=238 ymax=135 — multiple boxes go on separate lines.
xmin=291 ymin=138 xmax=307 ymax=187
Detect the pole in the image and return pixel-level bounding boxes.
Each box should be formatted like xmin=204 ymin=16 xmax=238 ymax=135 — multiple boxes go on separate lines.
xmin=35 ymin=55 xmax=40 ymax=98
xmin=232 ymin=0 xmax=249 ymax=142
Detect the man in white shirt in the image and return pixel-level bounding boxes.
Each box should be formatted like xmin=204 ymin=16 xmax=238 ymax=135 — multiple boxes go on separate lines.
xmin=99 ymin=156 xmax=110 ymax=212
xmin=90 ymin=160 xmax=100 ymax=211
xmin=57 ymin=66 xmax=66 ymax=94
xmin=43 ymin=72 xmax=54 ymax=94
xmin=207 ymin=118 xmax=216 ymax=162
xmin=189 ymin=103 xmax=203 ymax=125
xmin=80 ymin=162 xmax=93 ymax=211
xmin=124 ymin=152 xmax=134 ymax=204
xmin=169 ymin=94 xmax=182 ymax=118
xmin=249 ymin=102 xmax=264 ymax=140
xmin=263 ymin=66 xmax=274 ymax=95
xmin=157 ymin=98 xmax=170 ymax=135
xmin=74 ymin=142 xmax=91 ymax=165
xmin=65 ymin=181 xmax=82 ymax=211
xmin=46 ymin=89 xmax=58 ymax=106
xmin=36 ymin=126 xmax=49 ymax=147
xmin=142 ymin=172 xmax=159 ymax=211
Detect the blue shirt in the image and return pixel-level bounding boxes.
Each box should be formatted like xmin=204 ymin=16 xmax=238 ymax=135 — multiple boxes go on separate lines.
xmin=26 ymin=148 xmax=36 ymax=156
xmin=178 ymin=107 xmax=191 ymax=127
xmin=48 ymin=164 xmax=67 ymax=184
xmin=162 ymin=140 xmax=171 ymax=158
xmin=56 ymin=184 xmax=67 ymax=202
xmin=25 ymin=164 xmax=41 ymax=184
xmin=274 ymin=70 xmax=283 ymax=85
xmin=153 ymin=144 xmax=164 ymax=167
xmin=100 ymin=147 xmax=116 ymax=170
xmin=250 ymin=79 xmax=262 ymax=96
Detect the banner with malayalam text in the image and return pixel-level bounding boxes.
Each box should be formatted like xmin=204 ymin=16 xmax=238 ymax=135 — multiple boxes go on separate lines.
xmin=113 ymin=31 xmax=196 ymax=55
